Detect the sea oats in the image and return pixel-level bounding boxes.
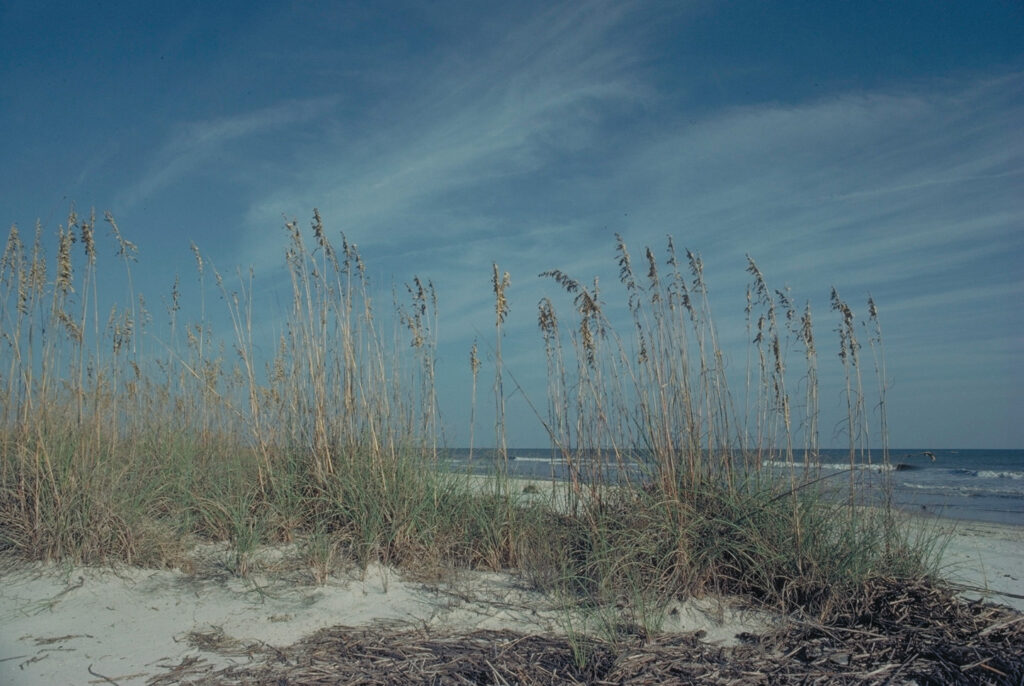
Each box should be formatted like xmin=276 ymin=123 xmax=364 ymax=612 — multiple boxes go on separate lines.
xmin=492 ymin=263 xmax=510 ymax=326
xmin=80 ymin=209 xmax=96 ymax=264
xmin=0 ymin=210 xmax=947 ymax=661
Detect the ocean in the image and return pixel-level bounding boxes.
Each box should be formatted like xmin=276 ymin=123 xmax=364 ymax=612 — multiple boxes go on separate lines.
xmin=443 ymin=448 xmax=1024 ymax=527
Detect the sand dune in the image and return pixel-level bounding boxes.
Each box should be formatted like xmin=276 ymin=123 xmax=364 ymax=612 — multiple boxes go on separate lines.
xmin=1 ymin=518 xmax=1020 ymax=685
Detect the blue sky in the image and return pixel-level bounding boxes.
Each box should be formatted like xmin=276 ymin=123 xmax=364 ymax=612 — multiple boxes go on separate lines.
xmin=2 ymin=1 xmax=1022 ymax=449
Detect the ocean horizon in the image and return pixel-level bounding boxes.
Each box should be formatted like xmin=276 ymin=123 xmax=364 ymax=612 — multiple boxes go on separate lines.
xmin=441 ymin=447 xmax=1024 ymax=527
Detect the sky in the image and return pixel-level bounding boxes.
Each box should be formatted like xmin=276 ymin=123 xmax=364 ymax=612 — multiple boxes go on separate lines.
xmin=1 ymin=1 xmax=1022 ymax=449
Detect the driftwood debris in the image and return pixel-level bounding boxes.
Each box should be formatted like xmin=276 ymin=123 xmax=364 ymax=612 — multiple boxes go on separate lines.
xmin=150 ymin=578 xmax=1023 ymax=685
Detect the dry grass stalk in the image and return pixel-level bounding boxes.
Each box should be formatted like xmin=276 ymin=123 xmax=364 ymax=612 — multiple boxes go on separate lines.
xmin=1 ymin=210 xmax=979 ymax=670
xmin=492 ymin=263 xmax=511 ymax=467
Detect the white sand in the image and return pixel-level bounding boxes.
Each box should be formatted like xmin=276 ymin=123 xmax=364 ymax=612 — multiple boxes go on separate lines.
xmin=1 ymin=518 xmax=1020 ymax=685
xmin=0 ymin=542 xmax=775 ymax=685
xmin=917 ymin=517 xmax=1024 ymax=611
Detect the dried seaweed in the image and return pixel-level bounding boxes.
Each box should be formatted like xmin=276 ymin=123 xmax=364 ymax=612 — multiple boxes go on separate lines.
xmin=765 ymin=577 xmax=1024 ymax=685
xmin=149 ymin=580 xmax=1023 ymax=685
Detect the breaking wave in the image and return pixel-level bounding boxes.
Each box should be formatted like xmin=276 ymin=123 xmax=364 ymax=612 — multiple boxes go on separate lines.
xmin=762 ymin=460 xmax=898 ymax=473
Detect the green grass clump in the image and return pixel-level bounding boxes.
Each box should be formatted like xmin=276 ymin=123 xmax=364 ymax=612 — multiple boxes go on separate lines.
xmin=0 ymin=208 xmax=940 ymax=630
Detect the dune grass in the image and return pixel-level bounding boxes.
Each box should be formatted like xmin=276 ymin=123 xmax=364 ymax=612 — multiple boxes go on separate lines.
xmin=0 ymin=209 xmax=940 ymax=630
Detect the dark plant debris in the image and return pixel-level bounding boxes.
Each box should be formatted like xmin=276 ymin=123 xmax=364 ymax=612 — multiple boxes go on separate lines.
xmin=150 ymin=577 xmax=1023 ymax=686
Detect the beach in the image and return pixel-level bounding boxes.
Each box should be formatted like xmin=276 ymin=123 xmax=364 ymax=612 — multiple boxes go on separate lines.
xmin=1 ymin=512 xmax=1021 ymax=685
xmin=469 ymin=448 xmax=1024 ymax=527
xmin=921 ymin=516 xmax=1024 ymax=610
xmin=3 ymin=208 xmax=1021 ymax=682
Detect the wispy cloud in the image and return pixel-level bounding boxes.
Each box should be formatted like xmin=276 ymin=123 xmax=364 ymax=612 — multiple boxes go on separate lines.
xmin=126 ymin=6 xmax=1021 ymax=448
xmin=238 ymin=3 xmax=656 ymax=263
xmin=4 ymin=2 xmax=1021 ymax=447
xmin=119 ymin=97 xmax=337 ymax=210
